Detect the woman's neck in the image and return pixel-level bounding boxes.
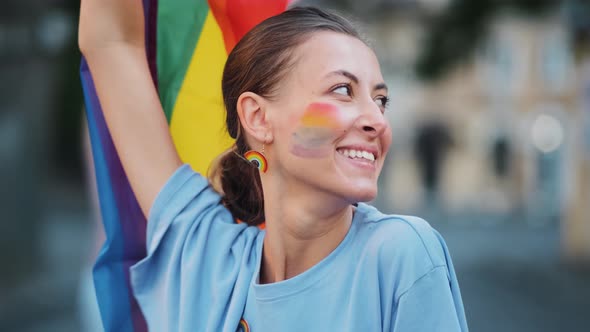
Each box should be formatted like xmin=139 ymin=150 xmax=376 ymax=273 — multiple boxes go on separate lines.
xmin=259 ymin=178 xmax=354 ymax=284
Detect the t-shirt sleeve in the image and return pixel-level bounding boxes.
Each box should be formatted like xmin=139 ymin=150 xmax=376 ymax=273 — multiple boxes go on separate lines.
xmin=389 ymin=229 xmax=469 ymax=332
xmin=390 ymin=266 xmax=468 ymax=332
xmin=129 ymin=164 xmax=260 ymax=331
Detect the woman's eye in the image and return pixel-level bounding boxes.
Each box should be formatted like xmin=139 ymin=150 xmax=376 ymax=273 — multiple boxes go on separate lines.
xmin=375 ymin=96 xmax=390 ymax=109
xmin=333 ymin=85 xmax=351 ymax=96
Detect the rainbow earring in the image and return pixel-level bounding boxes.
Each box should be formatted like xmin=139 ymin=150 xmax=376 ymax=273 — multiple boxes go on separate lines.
xmin=244 ymin=144 xmax=268 ymax=173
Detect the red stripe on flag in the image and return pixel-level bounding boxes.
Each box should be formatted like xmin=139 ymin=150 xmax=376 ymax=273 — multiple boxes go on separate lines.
xmin=208 ymin=0 xmax=289 ymax=53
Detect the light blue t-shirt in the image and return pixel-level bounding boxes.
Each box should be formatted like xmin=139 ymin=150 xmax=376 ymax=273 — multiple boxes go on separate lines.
xmin=130 ymin=164 xmax=469 ymax=331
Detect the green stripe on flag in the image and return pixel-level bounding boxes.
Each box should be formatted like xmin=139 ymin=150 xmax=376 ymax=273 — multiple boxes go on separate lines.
xmin=157 ymin=0 xmax=210 ymax=122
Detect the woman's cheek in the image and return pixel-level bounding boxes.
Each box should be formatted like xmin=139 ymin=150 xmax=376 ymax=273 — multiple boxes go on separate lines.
xmin=289 ymin=102 xmax=347 ymax=159
xmin=382 ymin=124 xmax=393 ymax=153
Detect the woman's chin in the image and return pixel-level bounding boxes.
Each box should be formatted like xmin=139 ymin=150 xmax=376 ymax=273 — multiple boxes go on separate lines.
xmin=343 ymin=186 xmax=378 ymax=204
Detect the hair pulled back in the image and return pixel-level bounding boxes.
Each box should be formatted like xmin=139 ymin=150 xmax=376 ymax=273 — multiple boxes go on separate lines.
xmin=209 ymin=6 xmax=361 ymax=226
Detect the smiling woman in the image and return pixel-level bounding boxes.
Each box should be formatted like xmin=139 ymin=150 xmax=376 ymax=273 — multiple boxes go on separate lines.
xmin=79 ymin=3 xmax=468 ymax=331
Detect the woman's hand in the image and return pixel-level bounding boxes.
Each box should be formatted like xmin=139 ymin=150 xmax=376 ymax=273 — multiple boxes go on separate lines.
xmin=79 ymin=0 xmax=182 ymax=219
xmin=79 ymin=0 xmax=145 ymax=55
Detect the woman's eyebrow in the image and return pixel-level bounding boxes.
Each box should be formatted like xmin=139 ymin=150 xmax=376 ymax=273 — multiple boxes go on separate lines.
xmin=374 ymin=82 xmax=388 ymax=93
xmin=326 ymin=70 xmax=388 ymax=93
xmin=326 ymin=70 xmax=359 ymax=84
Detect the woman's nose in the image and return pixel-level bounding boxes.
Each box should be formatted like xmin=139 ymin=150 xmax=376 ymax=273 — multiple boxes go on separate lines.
xmin=357 ymin=102 xmax=388 ymax=137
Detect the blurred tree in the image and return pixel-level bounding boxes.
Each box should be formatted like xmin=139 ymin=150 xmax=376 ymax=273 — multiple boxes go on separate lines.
xmin=306 ymin=0 xmax=572 ymax=80
xmin=566 ymin=0 xmax=590 ymax=58
xmin=415 ymin=0 xmax=560 ymax=81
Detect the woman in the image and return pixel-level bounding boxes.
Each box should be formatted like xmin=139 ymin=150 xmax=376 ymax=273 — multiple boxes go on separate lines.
xmin=79 ymin=1 xmax=468 ymax=331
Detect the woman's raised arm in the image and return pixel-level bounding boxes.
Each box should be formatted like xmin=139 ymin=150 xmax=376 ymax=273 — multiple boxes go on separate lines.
xmin=79 ymin=0 xmax=183 ymax=218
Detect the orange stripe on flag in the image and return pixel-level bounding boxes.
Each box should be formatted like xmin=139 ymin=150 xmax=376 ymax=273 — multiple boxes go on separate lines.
xmin=208 ymin=0 xmax=290 ymax=53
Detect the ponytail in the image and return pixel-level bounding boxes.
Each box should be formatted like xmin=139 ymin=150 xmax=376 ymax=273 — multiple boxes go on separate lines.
xmin=209 ymin=135 xmax=265 ymax=226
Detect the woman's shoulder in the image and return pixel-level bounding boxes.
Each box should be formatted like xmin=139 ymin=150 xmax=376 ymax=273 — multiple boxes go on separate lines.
xmin=354 ymin=203 xmax=450 ymax=275
xmin=148 ymin=163 xmax=222 ymax=221
xmin=144 ymin=163 xmax=258 ymax=258
xmin=352 ymin=204 xmax=468 ymax=331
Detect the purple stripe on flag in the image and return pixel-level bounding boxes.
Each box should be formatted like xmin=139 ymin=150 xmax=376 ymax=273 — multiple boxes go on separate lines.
xmin=81 ymin=58 xmax=148 ymax=332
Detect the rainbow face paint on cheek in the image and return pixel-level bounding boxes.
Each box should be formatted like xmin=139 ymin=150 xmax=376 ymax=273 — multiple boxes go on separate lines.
xmin=290 ymin=102 xmax=345 ymax=158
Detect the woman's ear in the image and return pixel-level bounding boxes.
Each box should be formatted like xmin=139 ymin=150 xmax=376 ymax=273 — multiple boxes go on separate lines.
xmin=236 ymin=92 xmax=272 ymax=143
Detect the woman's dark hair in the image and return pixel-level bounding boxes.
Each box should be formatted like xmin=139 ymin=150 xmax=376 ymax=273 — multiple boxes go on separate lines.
xmin=209 ymin=6 xmax=362 ymax=226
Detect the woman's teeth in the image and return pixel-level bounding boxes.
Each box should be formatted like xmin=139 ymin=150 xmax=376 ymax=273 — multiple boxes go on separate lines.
xmin=337 ymin=149 xmax=375 ymax=162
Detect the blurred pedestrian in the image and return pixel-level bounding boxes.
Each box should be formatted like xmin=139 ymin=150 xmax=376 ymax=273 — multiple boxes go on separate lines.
xmin=414 ymin=120 xmax=453 ymax=208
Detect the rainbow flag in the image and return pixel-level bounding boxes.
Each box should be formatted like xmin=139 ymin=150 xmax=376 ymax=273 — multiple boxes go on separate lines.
xmin=80 ymin=0 xmax=291 ymax=330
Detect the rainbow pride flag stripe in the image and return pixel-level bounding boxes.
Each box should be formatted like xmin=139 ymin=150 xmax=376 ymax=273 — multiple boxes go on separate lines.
xmin=81 ymin=0 xmax=290 ymax=330
xmin=300 ymin=102 xmax=341 ymax=128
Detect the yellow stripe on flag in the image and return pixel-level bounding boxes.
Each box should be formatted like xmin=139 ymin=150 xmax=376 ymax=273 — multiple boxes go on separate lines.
xmin=170 ymin=11 xmax=234 ymax=175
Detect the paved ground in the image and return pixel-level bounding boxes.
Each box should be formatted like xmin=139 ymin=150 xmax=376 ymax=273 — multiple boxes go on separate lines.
xmin=3 ymin=208 xmax=590 ymax=331
xmin=438 ymin=221 xmax=590 ymax=332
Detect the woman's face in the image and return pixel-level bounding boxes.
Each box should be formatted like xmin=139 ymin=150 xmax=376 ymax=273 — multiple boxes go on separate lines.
xmin=265 ymin=31 xmax=392 ymax=204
